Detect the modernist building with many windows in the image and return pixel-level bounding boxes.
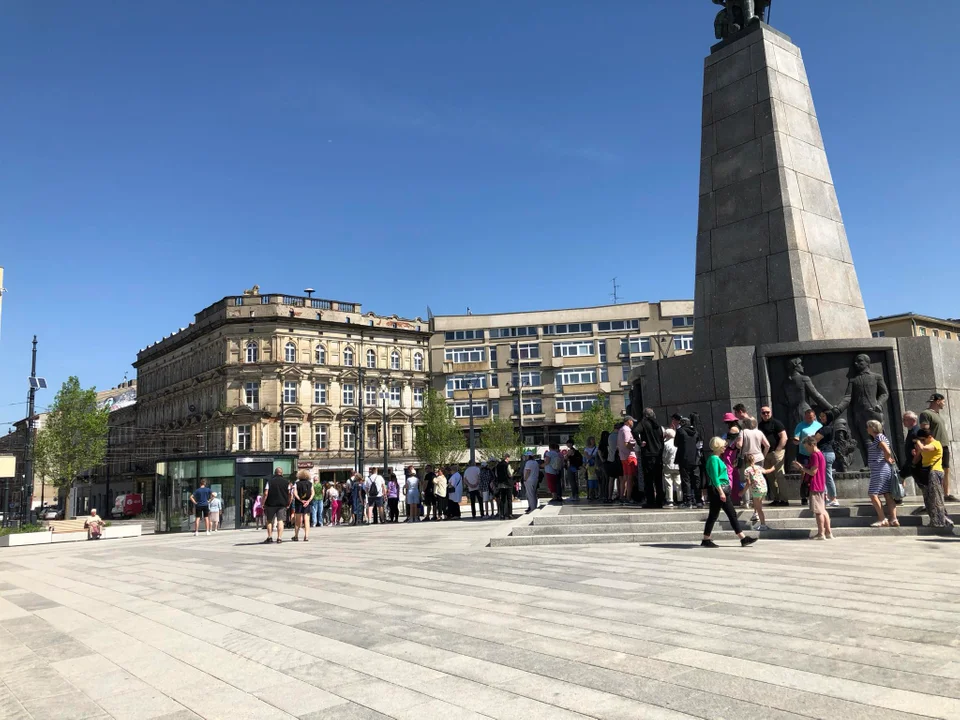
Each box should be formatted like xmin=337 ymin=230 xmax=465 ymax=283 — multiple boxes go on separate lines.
xmin=869 ymin=313 xmax=960 ymax=341
xmin=133 ymin=289 xmax=431 ymax=484
xmin=429 ymin=301 xmax=695 ymax=446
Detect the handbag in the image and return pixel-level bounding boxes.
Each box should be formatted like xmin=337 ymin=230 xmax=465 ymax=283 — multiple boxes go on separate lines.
xmin=890 ymin=463 xmax=904 ymax=502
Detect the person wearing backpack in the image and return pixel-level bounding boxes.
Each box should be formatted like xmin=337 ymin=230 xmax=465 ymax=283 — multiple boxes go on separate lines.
xmin=565 ymin=439 xmax=583 ymax=502
xmin=543 ymin=443 xmax=564 ymax=503
xmin=367 ymin=467 xmax=386 ymax=524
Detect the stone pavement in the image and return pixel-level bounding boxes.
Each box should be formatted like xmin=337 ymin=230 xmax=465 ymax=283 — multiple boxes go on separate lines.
xmin=0 ymin=515 xmax=959 ymax=720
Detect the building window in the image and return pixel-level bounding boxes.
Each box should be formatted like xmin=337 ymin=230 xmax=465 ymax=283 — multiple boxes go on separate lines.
xmin=313 ymin=382 xmax=327 ymax=405
xmin=511 ymin=343 xmax=540 ymax=360
xmin=390 ymin=350 xmax=401 ymax=370
xmin=599 ymin=341 xmax=608 ymax=364
xmin=600 ymin=366 xmax=609 ymax=382
xmin=446 ymin=374 xmax=486 ymax=397
xmin=283 ymin=381 xmax=298 ymax=404
xmin=947 ymin=332 xmax=953 ymax=340
xmin=389 ymin=385 xmax=402 ymax=407
xmin=444 ymin=329 xmax=484 ymax=341
xmin=343 ymin=347 xmax=354 ymax=366
xmin=621 ymin=338 xmax=652 ymax=354
xmin=511 ymin=370 xmax=541 ymax=388
xmin=933 ymin=329 xmax=941 ymax=338
xmin=918 ymin=327 xmax=927 ymax=336
xmin=490 ymin=373 xmax=498 ymax=388
xmin=444 ymin=347 xmax=485 ymax=363
xmin=490 ymin=348 xmax=498 ymax=369
xmin=366 ymin=424 xmax=379 ymax=449
xmin=556 ymin=395 xmax=598 ymax=412
xmin=367 ymin=349 xmax=377 ymax=368
xmin=513 ymin=398 xmax=543 ymax=415
xmin=283 ymin=424 xmax=298 ymax=451
xmin=237 ymin=425 xmax=251 ymax=451
xmin=871 ymin=330 xmax=886 ymax=338
xmin=245 ymin=341 xmax=259 ymax=363
xmin=413 ymin=387 xmax=424 ymax=408
xmin=391 ymin=425 xmax=403 ymax=450
xmin=342 ymin=384 xmax=355 ymax=406
xmin=261 ymin=295 xmax=271 ymax=305
xmin=343 ymin=425 xmax=356 ymax=450
xmin=673 ymin=334 xmax=694 ymax=352
xmin=544 ymin=322 xmax=592 ymax=336
xmin=315 ymin=345 xmax=326 ymax=364
xmin=365 ymin=385 xmax=377 ymax=406
xmin=285 ymin=342 xmax=297 ymax=363
xmin=671 ymin=316 xmax=694 ymax=328
xmin=489 ymin=326 xmax=537 ymax=338
xmin=244 ymin=382 xmax=260 ymax=409
xmin=413 ymin=352 xmax=424 ymax=371
xmin=597 ymin=319 xmax=640 ymax=332
xmin=553 ymin=341 xmax=595 ymax=358
xmin=234 ymin=297 xmax=245 ymax=306
xmin=314 ymin=424 xmax=328 ymax=450
xmin=556 ymin=367 xmax=598 ymax=388
xmin=453 ymin=402 xmax=488 ymax=418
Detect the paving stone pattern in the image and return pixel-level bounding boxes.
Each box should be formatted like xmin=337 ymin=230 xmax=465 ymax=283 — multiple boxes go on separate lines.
xmin=0 ymin=517 xmax=958 ymax=719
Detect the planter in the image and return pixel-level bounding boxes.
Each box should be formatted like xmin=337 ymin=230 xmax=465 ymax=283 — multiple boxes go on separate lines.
xmin=0 ymin=530 xmax=53 ymax=547
xmin=102 ymin=525 xmax=141 ymax=539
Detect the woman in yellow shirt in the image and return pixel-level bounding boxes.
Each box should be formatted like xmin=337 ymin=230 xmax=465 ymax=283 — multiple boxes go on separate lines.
xmin=915 ymin=430 xmax=953 ymax=529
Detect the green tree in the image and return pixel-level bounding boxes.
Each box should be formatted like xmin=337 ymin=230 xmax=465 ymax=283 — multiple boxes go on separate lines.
xmin=33 ymin=377 xmax=109 ymax=513
xmin=413 ymin=389 xmax=466 ymax=467
xmin=478 ymin=416 xmax=522 ymax=463
xmin=574 ymin=394 xmax=617 ymax=451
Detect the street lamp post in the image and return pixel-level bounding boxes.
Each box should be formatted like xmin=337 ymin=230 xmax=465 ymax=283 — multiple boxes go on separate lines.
xmin=467 ymin=376 xmax=477 ymax=465
xmin=380 ymin=384 xmax=388 ymax=478
xmin=357 ymin=367 xmax=365 ymax=476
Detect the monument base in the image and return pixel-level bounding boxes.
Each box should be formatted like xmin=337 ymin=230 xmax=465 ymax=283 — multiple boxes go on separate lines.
xmin=638 ymin=336 xmax=960 ymax=472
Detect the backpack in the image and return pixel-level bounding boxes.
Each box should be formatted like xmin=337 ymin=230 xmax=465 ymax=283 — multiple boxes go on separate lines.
xmin=368 ymin=479 xmax=379 ymax=498
xmin=548 ymin=453 xmax=563 ymax=473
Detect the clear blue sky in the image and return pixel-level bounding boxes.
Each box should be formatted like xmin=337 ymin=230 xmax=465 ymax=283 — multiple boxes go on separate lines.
xmin=1 ymin=1 xmax=957 ymax=425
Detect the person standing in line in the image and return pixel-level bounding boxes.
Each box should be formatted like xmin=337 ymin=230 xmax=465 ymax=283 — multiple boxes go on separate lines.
xmin=350 ymin=472 xmax=366 ymax=526
xmin=479 ymin=459 xmax=497 ymax=518
xmin=733 ymin=403 xmax=752 ymax=426
xmin=720 ymin=423 xmax=742 ymax=506
xmin=189 ymin=479 xmax=213 ymax=537
xmin=447 ymin=465 xmax=463 ymax=519
xmin=914 ymin=429 xmax=954 ymax=530
xmin=386 ymin=472 xmax=400 ymax=523
xmin=291 ymin=469 xmax=314 ymax=541
xmin=207 ymin=492 xmax=223 ymax=532
xmin=404 ymin=466 xmax=421 ymax=523
xmin=422 ymin=465 xmax=436 ymax=521
xmin=618 ymin=417 xmax=638 ymax=505
xmin=464 ymin=461 xmax=483 ymax=518
xmin=367 ymin=467 xmax=386 ymax=524
xmin=902 ymin=412 xmax=925 ymax=515
xmin=673 ymin=415 xmax=701 ymax=510
xmin=865 ymin=420 xmax=898 ymax=528
xmin=253 ymin=492 xmax=264 ymax=529
xmin=792 ymin=408 xmax=822 ymax=504
xmin=662 ymin=429 xmax=680 ymax=508
xmin=496 ymin=455 xmax=514 ymax=519
xmin=793 ymin=437 xmax=833 ymax=540
xmin=690 ymin=413 xmax=709 ymax=505
xmin=815 ymin=411 xmax=839 ymax=507
xmin=432 ymin=467 xmax=448 ymax=521
xmin=701 ymin=437 xmax=758 ymax=548
xmin=564 ymin=439 xmax=583 ymax=502
xmin=738 ymin=417 xmax=769 ymax=513
xmin=328 ymin=482 xmax=341 ymax=526
xmin=638 ymin=409 xmax=665 ymax=508
xmin=543 ymin=444 xmax=564 ymax=503
xmin=311 ymin=476 xmax=324 ymax=529
xmin=523 ymin=452 xmax=541 ymax=514
xmin=593 ymin=433 xmax=608 ymax=502
xmin=920 ymin=394 xmax=956 ymax=502
xmin=758 ymin=406 xmax=789 ymax=506
xmin=262 ymin=468 xmax=290 ymax=544
xmin=583 ymin=437 xmax=600 ymax=502
xmin=605 ymin=426 xmax=622 ymax=504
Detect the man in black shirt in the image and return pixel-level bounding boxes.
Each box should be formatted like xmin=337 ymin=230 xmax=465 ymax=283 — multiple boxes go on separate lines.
xmin=637 ymin=408 xmax=665 ymax=508
xmin=291 ymin=470 xmax=315 ymax=541
xmin=423 ymin=465 xmax=436 ymax=521
xmin=496 ymin=455 xmax=513 ymax=519
xmin=263 ymin=468 xmax=291 ymax=544
xmin=758 ymin=406 xmax=789 ymax=506
xmin=564 ymin=440 xmax=583 ymax=502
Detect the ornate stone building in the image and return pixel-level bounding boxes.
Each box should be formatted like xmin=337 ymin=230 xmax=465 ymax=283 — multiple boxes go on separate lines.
xmin=134 ymin=290 xmax=430 ymax=479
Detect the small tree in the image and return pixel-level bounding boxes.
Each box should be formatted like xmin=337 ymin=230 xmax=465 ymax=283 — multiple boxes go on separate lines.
xmin=574 ymin=393 xmax=617 ymax=450
xmin=33 ymin=377 xmax=109 ymax=515
xmin=478 ymin=416 xmax=522 ymax=463
xmin=414 ymin=389 xmax=466 ymax=468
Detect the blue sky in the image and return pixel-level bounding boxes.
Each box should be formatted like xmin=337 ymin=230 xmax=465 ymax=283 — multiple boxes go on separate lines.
xmin=1 ymin=1 xmax=957 ymax=425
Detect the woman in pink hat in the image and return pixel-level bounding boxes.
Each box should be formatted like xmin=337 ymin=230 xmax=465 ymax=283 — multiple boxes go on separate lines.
xmin=722 ymin=412 xmax=743 ymax=504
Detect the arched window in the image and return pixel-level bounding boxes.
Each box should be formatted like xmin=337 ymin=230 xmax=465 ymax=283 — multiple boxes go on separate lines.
xmin=413 ymin=352 xmax=423 ymax=371
xmin=245 ymin=341 xmax=258 ymax=364
xmin=343 ymin=347 xmax=354 ymax=366
xmin=390 ymin=350 xmax=401 ymax=370
xmin=315 ymin=344 xmax=325 ymax=365
xmin=366 ymin=349 xmax=377 ymax=368
xmin=284 ymin=342 xmax=297 ymax=363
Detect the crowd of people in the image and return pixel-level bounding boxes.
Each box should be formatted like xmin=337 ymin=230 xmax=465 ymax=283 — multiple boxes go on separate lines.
xmin=182 ymin=393 xmax=955 ymax=545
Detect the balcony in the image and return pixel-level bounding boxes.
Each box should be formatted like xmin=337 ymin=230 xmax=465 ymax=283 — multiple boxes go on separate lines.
xmin=452 ymin=388 xmax=489 ymax=401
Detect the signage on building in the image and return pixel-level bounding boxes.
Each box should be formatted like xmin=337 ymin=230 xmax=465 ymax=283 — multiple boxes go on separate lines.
xmin=298 ymin=461 xmax=314 ymax=469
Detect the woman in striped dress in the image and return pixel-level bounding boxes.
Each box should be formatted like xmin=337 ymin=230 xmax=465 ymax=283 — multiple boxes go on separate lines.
xmin=866 ymin=419 xmax=899 ymax=528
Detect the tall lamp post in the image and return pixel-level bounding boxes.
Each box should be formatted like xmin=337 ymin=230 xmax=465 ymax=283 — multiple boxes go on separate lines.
xmin=380 ymin=383 xmax=388 ymax=477
xmin=467 ymin=376 xmax=478 ymax=465
xmin=24 ymin=336 xmax=45 ymax=523
xmin=357 ymin=367 xmax=365 ymax=476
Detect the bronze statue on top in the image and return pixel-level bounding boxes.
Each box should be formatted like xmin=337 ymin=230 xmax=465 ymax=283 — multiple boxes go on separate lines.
xmin=712 ymin=0 xmax=771 ymax=40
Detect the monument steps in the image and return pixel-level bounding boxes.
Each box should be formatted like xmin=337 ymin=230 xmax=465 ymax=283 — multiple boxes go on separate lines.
xmin=490 ymin=501 xmax=959 ymax=547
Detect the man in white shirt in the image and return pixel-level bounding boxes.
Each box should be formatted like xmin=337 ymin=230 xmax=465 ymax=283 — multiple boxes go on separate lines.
xmin=367 ymin=467 xmax=386 ymax=524
xmin=523 ymin=453 xmax=541 ymax=514
xmin=463 ymin=461 xmax=483 ymax=518
xmin=447 ymin=466 xmax=464 ymax=519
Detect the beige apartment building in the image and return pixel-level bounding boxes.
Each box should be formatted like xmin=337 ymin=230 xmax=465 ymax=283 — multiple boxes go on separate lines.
xmin=133 ymin=289 xmax=431 ymax=480
xmin=429 ymin=300 xmax=695 ymax=446
xmin=869 ymin=313 xmax=960 ymax=341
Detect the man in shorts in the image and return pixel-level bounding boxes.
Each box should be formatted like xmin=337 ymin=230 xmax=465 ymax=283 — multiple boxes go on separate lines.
xmin=262 ymin=468 xmax=291 ymax=544
xmin=190 ymin=479 xmax=212 ymax=537
xmin=291 ymin=469 xmax=315 ymax=541
xmin=920 ymin=394 xmax=955 ymax=501
xmin=618 ymin=416 xmax=638 ymax=504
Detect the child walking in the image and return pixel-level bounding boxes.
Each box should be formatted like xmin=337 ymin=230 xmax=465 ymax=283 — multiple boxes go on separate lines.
xmin=743 ymin=453 xmax=773 ymax=530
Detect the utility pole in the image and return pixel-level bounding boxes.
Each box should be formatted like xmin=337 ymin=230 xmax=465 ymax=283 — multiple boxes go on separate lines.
xmin=467 ymin=377 xmax=477 ymax=465
xmin=357 ymin=367 xmax=365 ymax=476
xmin=381 ymin=385 xmax=388 ymax=479
xmin=24 ymin=336 xmax=38 ymax=523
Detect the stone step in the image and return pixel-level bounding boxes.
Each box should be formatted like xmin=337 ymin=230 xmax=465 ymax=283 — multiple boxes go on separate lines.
xmin=489 ymin=524 xmax=958 ymax=548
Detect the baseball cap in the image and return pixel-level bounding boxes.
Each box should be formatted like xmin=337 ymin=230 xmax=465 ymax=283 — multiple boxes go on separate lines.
xmin=929 ymin=393 xmax=945 ymax=402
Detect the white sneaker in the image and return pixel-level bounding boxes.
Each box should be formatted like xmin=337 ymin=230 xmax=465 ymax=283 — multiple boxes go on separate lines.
xmin=750 ymin=513 xmax=759 ymax=522
xmin=813 ymin=534 xmax=826 ymax=541
xmin=194 ymin=531 xmax=198 ymax=537
xmin=757 ymin=524 xmax=770 ymax=531
xmin=206 ymin=530 xmax=210 ymax=535
xmin=827 ymin=500 xmax=840 ymax=508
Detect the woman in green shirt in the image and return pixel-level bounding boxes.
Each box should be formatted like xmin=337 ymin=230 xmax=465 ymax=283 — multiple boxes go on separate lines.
xmin=702 ymin=437 xmax=758 ymax=548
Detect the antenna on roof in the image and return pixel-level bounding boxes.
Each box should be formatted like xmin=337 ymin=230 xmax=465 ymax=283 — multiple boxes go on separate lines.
xmin=611 ymin=277 xmax=621 ymax=304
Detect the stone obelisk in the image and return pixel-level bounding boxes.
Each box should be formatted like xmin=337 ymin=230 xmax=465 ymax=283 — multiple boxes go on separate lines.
xmin=693 ymin=23 xmax=871 ymax=351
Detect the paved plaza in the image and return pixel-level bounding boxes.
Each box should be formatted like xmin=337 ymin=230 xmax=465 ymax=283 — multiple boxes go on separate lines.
xmin=1 ymin=516 xmax=959 ymax=720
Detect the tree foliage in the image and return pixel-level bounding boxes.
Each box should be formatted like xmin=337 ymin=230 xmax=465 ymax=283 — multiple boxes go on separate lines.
xmin=574 ymin=394 xmax=618 ymax=451
xmin=478 ymin=416 xmax=522 ymax=463
xmin=33 ymin=377 xmax=109 ymax=498
xmin=413 ymin=389 xmax=466 ymax=467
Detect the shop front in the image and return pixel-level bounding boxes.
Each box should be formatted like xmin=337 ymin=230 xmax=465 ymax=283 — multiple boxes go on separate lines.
xmin=154 ymin=453 xmax=297 ymax=533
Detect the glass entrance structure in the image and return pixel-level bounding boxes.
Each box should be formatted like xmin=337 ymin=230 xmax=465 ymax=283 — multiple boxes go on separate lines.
xmin=154 ymin=454 xmax=296 ymax=533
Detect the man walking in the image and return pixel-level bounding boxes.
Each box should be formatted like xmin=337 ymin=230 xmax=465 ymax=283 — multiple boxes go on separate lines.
xmin=638 ymin=409 xmax=665 ymax=508
xmin=758 ymin=406 xmax=789 ymax=506
xmin=618 ymin=416 xmax=638 ymax=504
xmin=189 ymin=478 xmax=212 ymax=537
xmin=564 ymin=439 xmax=583 ymax=502
xmin=291 ymin=469 xmax=314 ymax=541
xmin=262 ymin=468 xmax=290 ymax=544
xmin=522 ymin=452 xmax=540 ymax=513
xmin=497 ymin=454 xmax=514 ymax=519
xmin=920 ymin=394 xmax=956 ymax=502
